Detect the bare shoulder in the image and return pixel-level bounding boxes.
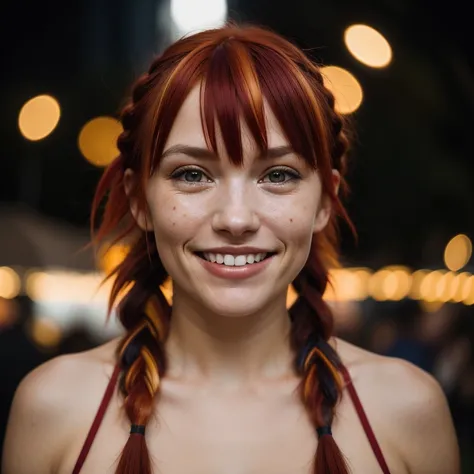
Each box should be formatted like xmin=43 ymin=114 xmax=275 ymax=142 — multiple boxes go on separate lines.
xmin=1 ymin=338 xmax=120 ymax=474
xmin=334 ymin=336 xmax=442 ymax=400
xmin=333 ymin=337 xmax=460 ymax=474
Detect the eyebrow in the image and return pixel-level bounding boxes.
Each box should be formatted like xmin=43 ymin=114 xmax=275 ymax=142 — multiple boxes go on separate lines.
xmin=160 ymin=144 xmax=296 ymax=161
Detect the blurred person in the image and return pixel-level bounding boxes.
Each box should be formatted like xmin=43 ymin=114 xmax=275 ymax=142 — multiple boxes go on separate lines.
xmin=428 ymin=304 xmax=473 ymax=392
xmin=416 ymin=302 xmax=460 ymax=347
xmin=367 ymin=317 xmax=398 ymax=355
xmin=451 ymin=364 xmax=474 ymax=472
xmin=381 ymin=300 xmax=437 ymax=372
xmin=2 ymin=24 xmax=459 ymax=474
xmin=434 ymin=335 xmax=471 ymax=396
xmin=431 ymin=306 xmax=474 ymax=449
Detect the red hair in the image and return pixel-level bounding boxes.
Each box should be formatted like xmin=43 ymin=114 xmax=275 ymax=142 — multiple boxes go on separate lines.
xmin=92 ymin=23 xmax=354 ymax=474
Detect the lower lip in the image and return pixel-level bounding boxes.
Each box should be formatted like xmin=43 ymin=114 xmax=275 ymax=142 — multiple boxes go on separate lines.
xmin=196 ymin=254 xmax=275 ymax=280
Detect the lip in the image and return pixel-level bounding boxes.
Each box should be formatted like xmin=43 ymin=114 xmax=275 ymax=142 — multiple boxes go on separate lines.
xmin=195 ymin=252 xmax=276 ymax=280
xmin=194 ymin=246 xmax=274 ymax=255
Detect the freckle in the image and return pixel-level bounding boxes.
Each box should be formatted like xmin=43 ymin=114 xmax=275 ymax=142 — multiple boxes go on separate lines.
xmin=172 ymin=222 xmax=175 ymax=226
xmin=173 ymin=206 xmax=176 ymax=211
xmin=289 ymin=218 xmax=293 ymax=223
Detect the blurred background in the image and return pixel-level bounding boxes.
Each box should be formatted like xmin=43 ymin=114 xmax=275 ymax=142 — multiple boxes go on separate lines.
xmin=1 ymin=0 xmax=473 ymax=471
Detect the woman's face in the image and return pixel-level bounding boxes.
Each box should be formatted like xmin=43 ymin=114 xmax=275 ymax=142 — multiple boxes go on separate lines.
xmin=132 ymin=84 xmax=336 ymax=318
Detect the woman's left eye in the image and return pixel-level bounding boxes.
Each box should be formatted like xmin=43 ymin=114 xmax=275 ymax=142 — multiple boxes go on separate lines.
xmin=260 ymin=168 xmax=301 ymax=184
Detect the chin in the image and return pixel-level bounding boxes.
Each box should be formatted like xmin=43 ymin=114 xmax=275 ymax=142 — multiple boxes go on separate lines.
xmin=198 ymin=287 xmax=271 ymax=318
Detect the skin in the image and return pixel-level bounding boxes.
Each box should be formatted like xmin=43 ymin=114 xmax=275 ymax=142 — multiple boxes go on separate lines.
xmin=2 ymin=85 xmax=460 ymax=474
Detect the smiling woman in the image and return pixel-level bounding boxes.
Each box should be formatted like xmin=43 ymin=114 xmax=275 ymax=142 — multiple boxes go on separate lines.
xmin=2 ymin=23 xmax=460 ymax=474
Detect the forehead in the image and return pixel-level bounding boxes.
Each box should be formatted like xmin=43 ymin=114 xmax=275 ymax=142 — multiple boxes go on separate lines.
xmin=163 ymin=83 xmax=289 ymax=156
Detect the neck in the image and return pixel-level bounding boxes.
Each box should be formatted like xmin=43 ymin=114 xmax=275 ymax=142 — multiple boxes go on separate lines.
xmin=164 ymin=287 xmax=295 ymax=389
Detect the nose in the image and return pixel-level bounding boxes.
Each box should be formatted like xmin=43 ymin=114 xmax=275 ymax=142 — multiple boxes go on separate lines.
xmin=211 ymin=179 xmax=260 ymax=237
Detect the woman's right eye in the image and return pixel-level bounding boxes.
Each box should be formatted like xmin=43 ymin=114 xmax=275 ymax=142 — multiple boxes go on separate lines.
xmin=170 ymin=167 xmax=212 ymax=183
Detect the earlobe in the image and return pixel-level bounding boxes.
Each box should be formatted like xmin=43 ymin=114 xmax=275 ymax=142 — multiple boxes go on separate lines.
xmin=123 ymin=169 xmax=154 ymax=232
xmin=313 ymin=169 xmax=340 ymax=234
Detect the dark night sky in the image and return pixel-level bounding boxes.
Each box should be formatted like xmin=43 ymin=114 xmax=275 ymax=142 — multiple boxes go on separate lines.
xmin=1 ymin=0 xmax=473 ymax=269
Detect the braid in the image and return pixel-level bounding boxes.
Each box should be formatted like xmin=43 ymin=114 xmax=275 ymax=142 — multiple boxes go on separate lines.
xmin=290 ymin=242 xmax=351 ymax=474
xmin=116 ymin=61 xmax=163 ymax=172
xmin=91 ymin=53 xmax=175 ymax=474
xmin=113 ymin=236 xmax=171 ymax=474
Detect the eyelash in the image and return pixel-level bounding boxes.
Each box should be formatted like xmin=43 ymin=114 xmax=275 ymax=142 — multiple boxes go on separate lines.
xmin=169 ymin=166 xmax=301 ymax=185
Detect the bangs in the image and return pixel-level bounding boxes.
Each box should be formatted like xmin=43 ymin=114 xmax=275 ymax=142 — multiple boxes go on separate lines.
xmin=145 ymin=35 xmax=332 ymax=174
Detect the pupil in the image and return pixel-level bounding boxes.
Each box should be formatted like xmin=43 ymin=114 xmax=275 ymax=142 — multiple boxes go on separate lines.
xmin=270 ymin=171 xmax=285 ymax=183
xmin=185 ymin=170 xmax=201 ymax=182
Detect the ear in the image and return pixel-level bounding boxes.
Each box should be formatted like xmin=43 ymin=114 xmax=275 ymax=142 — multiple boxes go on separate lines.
xmin=123 ymin=169 xmax=154 ymax=232
xmin=313 ymin=169 xmax=340 ymax=234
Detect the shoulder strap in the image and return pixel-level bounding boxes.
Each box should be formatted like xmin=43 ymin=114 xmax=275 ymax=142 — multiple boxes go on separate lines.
xmin=72 ymin=364 xmax=121 ymax=474
xmin=339 ymin=364 xmax=392 ymax=474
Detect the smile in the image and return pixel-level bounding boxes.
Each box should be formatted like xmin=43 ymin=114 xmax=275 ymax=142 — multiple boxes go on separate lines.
xmin=194 ymin=251 xmax=277 ymax=279
xmin=197 ymin=252 xmax=274 ymax=266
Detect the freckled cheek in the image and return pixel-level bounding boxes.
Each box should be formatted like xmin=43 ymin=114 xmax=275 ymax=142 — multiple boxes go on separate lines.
xmin=269 ymin=202 xmax=316 ymax=243
xmin=149 ymin=197 xmax=208 ymax=242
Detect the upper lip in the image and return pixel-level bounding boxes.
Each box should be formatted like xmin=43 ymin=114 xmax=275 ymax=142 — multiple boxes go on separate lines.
xmin=194 ymin=246 xmax=275 ymax=255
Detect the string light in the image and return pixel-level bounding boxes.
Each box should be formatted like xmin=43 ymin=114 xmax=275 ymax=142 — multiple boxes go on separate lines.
xmin=14 ymin=266 xmax=474 ymax=307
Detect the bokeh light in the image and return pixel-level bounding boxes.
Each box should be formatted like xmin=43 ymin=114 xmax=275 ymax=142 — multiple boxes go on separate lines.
xmin=444 ymin=234 xmax=472 ymax=272
xmin=0 ymin=266 xmax=21 ymax=299
xmin=450 ymin=272 xmax=471 ymax=303
xmin=351 ymin=268 xmax=372 ymax=300
xmin=25 ymin=270 xmax=108 ymax=303
xmin=321 ymin=66 xmax=363 ymax=114
xmin=461 ymin=275 xmax=474 ymax=305
xmin=419 ymin=270 xmax=444 ymax=302
xmin=368 ymin=269 xmax=391 ymax=301
xmin=18 ymin=94 xmax=61 ymax=141
xmin=435 ymin=271 xmax=456 ymax=302
xmin=385 ymin=267 xmax=412 ymax=300
xmin=171 ymin=0 xmax=227 ymax=33
xmin=409 ymin=269 xmax=429 ymax=299
xmin=28 ymin=317 xmax=62 ymax=349
xmin=327 ymin=268 xmax=370 ymax=301
xmin=78 ymin=116 xmax=123 ymax=167
xmin=344 ymin=24 xmax=392 ymax=68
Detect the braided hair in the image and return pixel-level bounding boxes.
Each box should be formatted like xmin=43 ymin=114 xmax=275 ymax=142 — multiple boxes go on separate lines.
xmin=92 ymin=23 xmax=354 ymax=474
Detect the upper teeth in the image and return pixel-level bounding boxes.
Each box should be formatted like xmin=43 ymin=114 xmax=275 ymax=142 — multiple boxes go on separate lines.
xmin=203 ymin=253 xmax=268 ymax=266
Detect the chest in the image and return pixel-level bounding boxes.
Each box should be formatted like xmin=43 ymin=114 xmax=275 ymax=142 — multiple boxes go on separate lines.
xmin=60 ymin=387 xmax=405 ymax=474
